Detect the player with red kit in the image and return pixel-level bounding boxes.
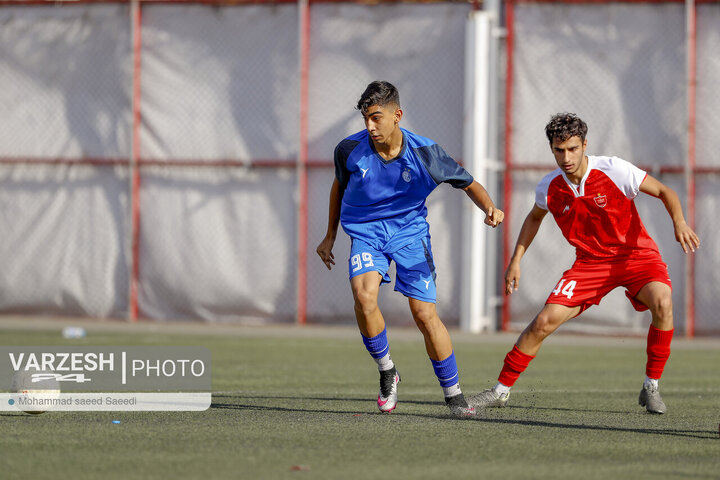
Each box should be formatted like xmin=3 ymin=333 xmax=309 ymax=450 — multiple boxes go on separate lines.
xmin=469 ymin=113 xmax=700 ymax=414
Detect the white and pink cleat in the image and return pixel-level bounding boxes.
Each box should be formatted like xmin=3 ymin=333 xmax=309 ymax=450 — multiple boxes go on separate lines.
xmin=377 ymin=367 xmax=400 ymax=413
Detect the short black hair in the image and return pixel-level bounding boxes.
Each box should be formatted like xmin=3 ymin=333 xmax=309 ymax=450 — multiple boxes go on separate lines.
xmin=356 ymin=81 xmax=400 ymax=115
xmin=545 ymin=113 xmax=588 ymax=144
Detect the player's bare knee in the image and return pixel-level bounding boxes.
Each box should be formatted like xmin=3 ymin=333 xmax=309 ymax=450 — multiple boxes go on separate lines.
xmin=530 ymin=313 xmax=556 ymax=339
xmin=411 ymin=306 xmax=436 ymax=330
xmin=651 ymin=295 xmax=673 ymax=321
xmin=352 ymin=288 xmax=378 ymax=316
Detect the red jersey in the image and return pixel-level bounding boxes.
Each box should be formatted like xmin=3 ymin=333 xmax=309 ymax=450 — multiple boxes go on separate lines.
xmin=535 ymin=155 xmax=660 ymax=261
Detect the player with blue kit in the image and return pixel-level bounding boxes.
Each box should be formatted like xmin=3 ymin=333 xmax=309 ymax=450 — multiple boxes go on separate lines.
xmin=316 ymin=81 xmax=504 ymax=416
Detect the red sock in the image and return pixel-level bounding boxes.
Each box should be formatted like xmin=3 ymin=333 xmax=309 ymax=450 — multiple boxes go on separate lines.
xmin=646 ymin=325 xmax=673 ymax=379
xmin=498 ymin=345 xmax=535 ymax=387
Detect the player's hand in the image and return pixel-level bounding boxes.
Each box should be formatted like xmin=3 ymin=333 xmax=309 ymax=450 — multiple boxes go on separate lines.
xmin=674 ymin=221 xmax=700 ymax=253
xmin=316 ymin=236 xmax=336 ymax=270
xmin=504 ymin=261 xmax=520 ymax=295
xmin=485 ymin=207 xmax=504 ymax=228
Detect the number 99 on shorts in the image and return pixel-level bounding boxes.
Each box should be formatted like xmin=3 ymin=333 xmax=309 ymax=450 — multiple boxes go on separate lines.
xmin=350 ymin=252 xmax=375 ymax=273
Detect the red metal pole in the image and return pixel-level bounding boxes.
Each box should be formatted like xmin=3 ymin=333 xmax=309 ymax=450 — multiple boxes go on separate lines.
xmin=129 ymin=0 xmax=142 ymax=321
xmin=501 ymin=0 xmax=515 ymax=332
xmin=685 ymin=0 xmax=696 ymax=337
xmin=296 ymin=0 xmax=310 ymax=325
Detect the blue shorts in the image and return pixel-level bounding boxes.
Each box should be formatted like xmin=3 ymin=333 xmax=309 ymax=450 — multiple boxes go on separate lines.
xmin=348 ymin=236 xmax=437 ymax=303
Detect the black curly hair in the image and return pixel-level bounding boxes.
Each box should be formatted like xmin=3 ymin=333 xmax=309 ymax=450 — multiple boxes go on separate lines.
xmin=545 ymin=113 xmax=588 ymax=144
xmin=356 ymin=81 xmax=400 ymax=115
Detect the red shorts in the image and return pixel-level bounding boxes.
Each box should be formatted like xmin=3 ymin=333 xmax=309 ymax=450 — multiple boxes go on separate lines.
xmin=545 ymin=252 xmax=671 ymax=314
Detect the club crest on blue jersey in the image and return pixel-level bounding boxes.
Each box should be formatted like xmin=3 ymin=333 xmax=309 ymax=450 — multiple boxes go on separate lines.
xmin=402 ymin=168 xmax=412 ymax=183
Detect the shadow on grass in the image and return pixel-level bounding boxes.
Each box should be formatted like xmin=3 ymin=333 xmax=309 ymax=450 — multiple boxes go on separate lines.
xmin=476 ymin=416 xmax=716 ymax=440
xmin=211 ymin=392 xmax=464 ymax=421
xmin=210 ymin=400 xmax=456 ymax=422
xmin=211 ymin=394 xmax=718 ymax=440
xmin=213 ymin=392 xmax=438 ymax=406
xmin=506 ymin=404 xmax=631 ymax=415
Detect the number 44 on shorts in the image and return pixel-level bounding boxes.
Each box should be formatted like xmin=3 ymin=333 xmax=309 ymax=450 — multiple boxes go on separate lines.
xmin=552 ymin=279 xmax=577 ymax=299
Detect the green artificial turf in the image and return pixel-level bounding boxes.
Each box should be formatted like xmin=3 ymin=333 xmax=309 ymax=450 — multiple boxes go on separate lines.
xmin=1 ymin=323 xmax=718 ymax=479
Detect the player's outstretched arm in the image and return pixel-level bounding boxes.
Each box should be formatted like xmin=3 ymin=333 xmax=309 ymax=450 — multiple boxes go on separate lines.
xmin=639 ymin=175 xmax=700 ymax=253
xmin=316 ymin=178 xmax=343 ymax=270
xmin=462 ymin=181 xmax=504 ymax=227
xmin=505 ymin=205 xmax=547 ymax=295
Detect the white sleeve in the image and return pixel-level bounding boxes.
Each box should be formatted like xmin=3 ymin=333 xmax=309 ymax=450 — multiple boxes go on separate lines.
xmin=534 ymin=171 xmax=556 ymax=210
xmin=597 ymin=156 xmax=647 ymax=199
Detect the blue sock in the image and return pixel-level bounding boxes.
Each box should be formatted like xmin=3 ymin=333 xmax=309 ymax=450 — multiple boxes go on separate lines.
xmin=431 ymin=352 xmax=460 ymax=392
xmin=362 ymin=328 xmax=394 ymax=371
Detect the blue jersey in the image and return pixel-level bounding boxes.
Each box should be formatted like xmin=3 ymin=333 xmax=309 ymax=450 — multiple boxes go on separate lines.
xmin=334 ymin=128 xmax=472 ymax=252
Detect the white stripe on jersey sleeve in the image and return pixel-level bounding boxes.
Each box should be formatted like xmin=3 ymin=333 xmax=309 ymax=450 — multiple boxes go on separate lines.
xmin=590 ymin=155 xmax=647 ymax=199
xmin=534 ymin=169 xmax=563 ymax=210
